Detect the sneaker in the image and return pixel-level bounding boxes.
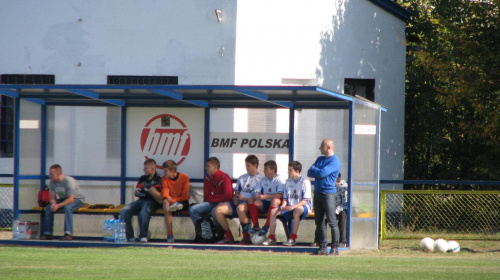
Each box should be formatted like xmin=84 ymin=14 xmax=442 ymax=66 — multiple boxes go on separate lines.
xmin=257 ymin=226 xmax=268 ymax=236
xmin=283 ymin=238 xmax=296 ymax=246
xmin=216 ymin=235 xmax=234 ymax=244
xmin=313 ymin=248 xmax=328 ymax=255
xmin=328 ymin=248 xmax=339 ymax=256
xmin=262 ymin=238 xmax=276 ymax=246
xmin=239 ymin=235 xmax=252 ymax=245
xmin=61 ymin=234 xmax=73 ymax=241
xmin=247 ymin=226 xmax=260 ymax=236
xmin=168 ymin=202 xmax=183 ymax=212
xmin=167 ymin=235 xmax=174 ymax=243
xmin=40 ymin=234 xmax=53 ymax=240
xmin=140 ymin=237 xmax=148 ymax=243
xmin=339 ymin=242 xmax=346 ymax=248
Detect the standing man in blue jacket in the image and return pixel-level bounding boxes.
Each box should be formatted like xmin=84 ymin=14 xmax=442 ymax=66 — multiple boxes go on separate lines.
xmin=307 ymin=139 xmax=341 ymax=256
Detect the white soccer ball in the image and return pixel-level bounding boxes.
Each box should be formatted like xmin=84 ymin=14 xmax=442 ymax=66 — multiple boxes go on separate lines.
xmin=250 ymin=234 xmax=266 ymax=245
xmin=434 ymin=238 xmax=448 ymax=253
xmin=447 ymin=240 xmax=460 ymax=253
xmin=420 ymin=237 xmax=435 ymax=252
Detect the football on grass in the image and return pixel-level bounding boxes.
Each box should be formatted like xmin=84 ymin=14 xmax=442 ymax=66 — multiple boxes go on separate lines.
xmin=420 ymin=237 xmax=434 ymax=252
xmin=434 ymin=238 xmax=448 ymax=253
xmin=251 ymin=234 xmax=266 ymax=245
xmin=447 ymin=240 xmax=460 ymax=253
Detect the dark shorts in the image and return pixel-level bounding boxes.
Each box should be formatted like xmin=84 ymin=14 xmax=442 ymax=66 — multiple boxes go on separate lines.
xmin=260 ymin=200 xmax=271 ymax=214
xmin=279 ymin=205 xmax=309 ymax=222
xmin=228 ymin=201 xmax=239 ymax=218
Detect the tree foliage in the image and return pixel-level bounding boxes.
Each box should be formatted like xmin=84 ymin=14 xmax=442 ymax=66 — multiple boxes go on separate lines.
xmin=398 ymin=0 xmax=500 ymax=182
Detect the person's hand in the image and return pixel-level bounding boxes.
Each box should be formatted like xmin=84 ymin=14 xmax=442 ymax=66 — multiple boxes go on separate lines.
xmin=50 ymin=203 xmax=59 ymax=212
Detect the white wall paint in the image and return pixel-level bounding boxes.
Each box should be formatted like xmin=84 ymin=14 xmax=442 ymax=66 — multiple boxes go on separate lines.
xmin=235 ymin=0 xmax=406 ymax=182
xmin=0 ymin=0 xmax=237 ymax=85
xmin=0 ymin=0 xmax=406 ymax=182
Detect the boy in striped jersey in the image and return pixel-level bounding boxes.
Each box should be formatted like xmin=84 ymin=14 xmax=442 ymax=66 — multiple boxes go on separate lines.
xmin=263 ymin=161 xmax=312 ymax=246
xmin=214 ymin=155 xmax=263 ymax=244
xmin=247 ymin=160 xmax=286 ymax=236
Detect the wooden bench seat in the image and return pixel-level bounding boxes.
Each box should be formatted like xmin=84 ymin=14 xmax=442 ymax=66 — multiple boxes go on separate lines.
xmin=32 ymin=204 xmax=315 ymax=218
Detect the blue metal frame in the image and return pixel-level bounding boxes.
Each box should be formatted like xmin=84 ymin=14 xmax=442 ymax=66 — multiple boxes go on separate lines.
xmin=40 ymin=105 xmax=47 ymax=190
xmin=204 ymin=108 xmax=210 ymax=170
xmin=13 ymin=98 xmax=20 ymax=221
xmin=7 ymin=84 xmax=387 ymax=250
xmin=288 ymin=109 xmax=295 ymax=161
xmin=120 ymin=107 xmax=127 ymax=204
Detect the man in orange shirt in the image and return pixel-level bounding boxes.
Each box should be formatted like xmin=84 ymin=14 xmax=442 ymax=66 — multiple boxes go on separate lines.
xmin=161 ymin=160 xmax=190 ymax=242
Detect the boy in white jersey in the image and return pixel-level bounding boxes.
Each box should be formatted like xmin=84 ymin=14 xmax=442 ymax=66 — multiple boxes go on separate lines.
xmin=214 ymin=154 xmax=263 ymax=244
xmin=263 ymin=161 xmax=312 ymax=246
xmin=247 ymin=160 xmax=286 ymax=236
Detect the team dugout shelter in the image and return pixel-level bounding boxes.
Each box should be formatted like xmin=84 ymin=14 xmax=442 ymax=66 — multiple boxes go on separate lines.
xmin=3 ymin=84 xmax=384 ymax=249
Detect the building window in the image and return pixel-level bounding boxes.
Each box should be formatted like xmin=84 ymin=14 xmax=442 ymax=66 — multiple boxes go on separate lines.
xmin=0 ymin=74 xmax=55 ymax=157
xmin=0 ymin=96 xmax=14 ymax=157
xmin=344 ymin=78 xmax=375 ymax=102
xmin=1 ymin=74 xmax=55 ymax=85
xmin=107 ymin=75 xmax=178 ymax=85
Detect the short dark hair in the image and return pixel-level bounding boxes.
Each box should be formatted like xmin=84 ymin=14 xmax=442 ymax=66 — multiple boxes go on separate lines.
xmin=264 ymin=160 xmax=277 ymax=173
xmin=162 ymin=160 xmax=177 ymax=172
xmin=288 ymin=161 xmax=302 ymax=173
xmin=206 ymin=157 xmax=220 ymax=169
xmin=245 ymin=154 xmax=259 ymax=167
xmin=144 ymin=158 xmax=156 ymax=166
xmin=49 ymin=164 xmax=62 ymax=173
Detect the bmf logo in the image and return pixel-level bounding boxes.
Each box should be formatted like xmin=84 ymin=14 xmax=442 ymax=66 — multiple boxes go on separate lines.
xmin=140 ymin=114 xmax=191 ymax=166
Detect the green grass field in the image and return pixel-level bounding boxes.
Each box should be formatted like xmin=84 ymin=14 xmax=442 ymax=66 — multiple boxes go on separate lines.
xmin=1 ymin=241 xmax=499 ymax=280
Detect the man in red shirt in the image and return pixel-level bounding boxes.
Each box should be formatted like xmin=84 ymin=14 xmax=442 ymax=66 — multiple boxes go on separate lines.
xmin=189 ymin=157 xmax=233 ymax=239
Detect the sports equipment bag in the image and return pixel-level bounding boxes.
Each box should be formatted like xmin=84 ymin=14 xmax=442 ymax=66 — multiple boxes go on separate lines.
xmin=194 ymin=215 xmax=216 ymax=243
xmin=38 ymin=186 xmax=50 ymax=207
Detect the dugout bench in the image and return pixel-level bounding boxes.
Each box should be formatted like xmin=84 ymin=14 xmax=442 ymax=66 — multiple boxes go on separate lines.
xmin=31 ymin=203 xmax=315 ymax=240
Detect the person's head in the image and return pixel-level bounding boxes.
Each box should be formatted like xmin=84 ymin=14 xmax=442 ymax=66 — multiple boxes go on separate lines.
xmin=205 ymin=157 xmax=220 ymax=175
xmin=287 ymin=161 xmax=302 ymax=180
xmin=143 ymin=159 xmax=157 ymax=176
xmin=48 ymin=164 xmax=63 ymax=183
xmin=245 ymin=155 xmax=259 ymax=176
xmin=162 ymin=160 xmax=178 ymax=179
xmin=319 ymin=139 xmax=335 ymax=156
xmin=263 ymin=160 xmax=278 ymax=179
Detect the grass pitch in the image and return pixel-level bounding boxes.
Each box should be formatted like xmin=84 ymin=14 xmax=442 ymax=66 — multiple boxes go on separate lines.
xmin=1 ymin=243 xmax=499 ymax=280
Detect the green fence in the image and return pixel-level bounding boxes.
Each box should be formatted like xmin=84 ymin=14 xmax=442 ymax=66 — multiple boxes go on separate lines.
xmin=380 ymin=190 xmax=500 ymax=240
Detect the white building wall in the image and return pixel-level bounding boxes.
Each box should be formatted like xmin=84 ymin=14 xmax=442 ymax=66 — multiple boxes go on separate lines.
xmin=235 ymin=0 xmax=406 ymax=183
xmin=0 ymin=0 xmax=237 ymax=85
xmin=0 ymin=0 xmax=405 ymax=182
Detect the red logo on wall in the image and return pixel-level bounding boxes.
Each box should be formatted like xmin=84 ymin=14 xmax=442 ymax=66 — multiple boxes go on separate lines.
xmin=140 ymin=114 xmax=191 ymax=166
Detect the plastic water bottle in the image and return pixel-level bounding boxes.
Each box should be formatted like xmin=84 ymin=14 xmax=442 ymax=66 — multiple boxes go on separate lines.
xmin=112 ymin=219 xmax=121 ymax=242
xmin=103 ymin=219 xmax=113 ymax=241
xmin=114 ymin=220 xmax=127 ymax=243
xmin=12 ymin=219 xmax=20 ymax=240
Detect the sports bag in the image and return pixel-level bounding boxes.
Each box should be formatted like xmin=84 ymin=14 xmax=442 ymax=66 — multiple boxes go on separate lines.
xmin=194 ymin=215 xmax=216 ymax=243
xmin=38 ymin=186 xmax=50 ymax=207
